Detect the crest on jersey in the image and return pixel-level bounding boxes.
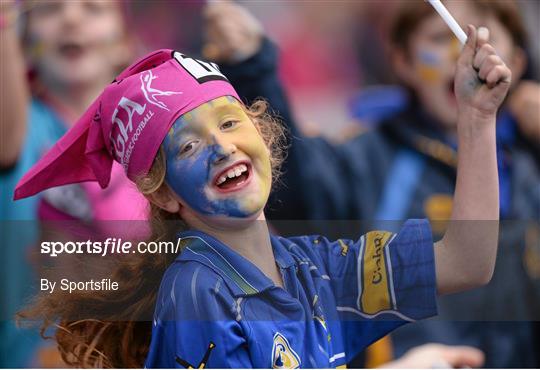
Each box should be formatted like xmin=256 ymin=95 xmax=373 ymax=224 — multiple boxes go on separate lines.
xmin=271 ymin=332 xmax=301 ymax=369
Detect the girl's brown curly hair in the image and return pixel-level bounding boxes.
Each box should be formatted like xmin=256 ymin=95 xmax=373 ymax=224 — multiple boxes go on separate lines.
xmin=17 ymin=99 xmax=286 ymax=368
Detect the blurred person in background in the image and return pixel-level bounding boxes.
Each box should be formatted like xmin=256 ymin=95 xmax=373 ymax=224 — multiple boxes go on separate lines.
xmin=129 ymin=0 xmax=204 ymax=53
xmin=0 ymin=1 xmax=148 ymax=367
xmin=203 ymin=0 xmax=540 ymax=368
xmin=374 ymin=1 xmax=540 ymax=367
xmin=240 ymin=0 xmax=362 ymax=140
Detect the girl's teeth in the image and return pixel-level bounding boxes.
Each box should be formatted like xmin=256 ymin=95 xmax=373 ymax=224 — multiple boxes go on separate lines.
xmin=217 ymin=164 xmax=249 ymax=185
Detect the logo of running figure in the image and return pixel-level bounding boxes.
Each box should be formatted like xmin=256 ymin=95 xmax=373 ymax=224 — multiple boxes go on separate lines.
xmin=175 ymin=342 xmax=216 ymax=369
xmin=140 ymin=70 xmax=182 ymax=111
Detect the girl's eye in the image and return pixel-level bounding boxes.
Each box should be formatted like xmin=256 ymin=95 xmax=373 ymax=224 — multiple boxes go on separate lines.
xmin=180 ymin=141 xmax=197 ymax=155
xmin=220 ymin=120 xmax=238 ymax=130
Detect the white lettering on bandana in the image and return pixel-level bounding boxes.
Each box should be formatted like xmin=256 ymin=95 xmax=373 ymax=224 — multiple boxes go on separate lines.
xmin=173 ymin=51 xmax=228 ymax=83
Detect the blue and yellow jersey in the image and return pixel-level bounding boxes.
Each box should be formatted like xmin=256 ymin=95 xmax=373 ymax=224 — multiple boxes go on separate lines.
xmin=144 ymin=219 xmax=436 ymax=368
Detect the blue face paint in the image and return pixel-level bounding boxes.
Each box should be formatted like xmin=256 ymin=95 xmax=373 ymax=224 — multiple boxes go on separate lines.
xmin=163 ymin=117 xmax=251 ymax=218
xmin=418 ymin=50 xmax=440 ymax=66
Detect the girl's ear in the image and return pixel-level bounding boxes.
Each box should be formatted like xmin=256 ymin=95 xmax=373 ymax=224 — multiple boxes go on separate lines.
xmin=147 ymin=186 xmax=181 ymax=214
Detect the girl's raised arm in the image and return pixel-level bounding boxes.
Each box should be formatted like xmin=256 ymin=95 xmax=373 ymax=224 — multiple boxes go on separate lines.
xmin=435 ymin=25 xmax=511 ymax=294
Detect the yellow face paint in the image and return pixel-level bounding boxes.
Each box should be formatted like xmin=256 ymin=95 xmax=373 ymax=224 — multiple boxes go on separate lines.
xmin=449 ymin=38 xmax=461 ymax=61
xmin=416 ymin=49 xmax=443 ymax=84
xmin=164 ymin=96 xmax=272 ymax=218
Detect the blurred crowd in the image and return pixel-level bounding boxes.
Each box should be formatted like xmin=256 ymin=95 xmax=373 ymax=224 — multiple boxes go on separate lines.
xmin=1 ymin=0 xmax=539 ymax=368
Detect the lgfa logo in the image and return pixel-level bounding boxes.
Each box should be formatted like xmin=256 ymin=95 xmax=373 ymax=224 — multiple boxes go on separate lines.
xmin=110 ymin=69 xmax=182 ymax=167
xmin=110 ymin=97 xmax=147 ymax=167
xmin=140 ymin=70 xmax=182 ymax=111
xmin=271 ymin=332 xmax=300 ymax=369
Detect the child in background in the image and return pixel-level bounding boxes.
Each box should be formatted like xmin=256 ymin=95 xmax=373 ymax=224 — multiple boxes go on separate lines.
xmin=376 ymin=1 xmax=540 ymax=366
xmin=0 ymin=0 xmax=148 ymax=221
xmin=14 ymin=20 xmax=510 ymax=367
xmin=0 ymin=1 xmax=147 ymax=367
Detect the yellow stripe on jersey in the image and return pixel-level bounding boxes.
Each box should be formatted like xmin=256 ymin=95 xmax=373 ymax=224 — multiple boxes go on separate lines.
xmin=361 ymin=231 xmax=393 ymax=314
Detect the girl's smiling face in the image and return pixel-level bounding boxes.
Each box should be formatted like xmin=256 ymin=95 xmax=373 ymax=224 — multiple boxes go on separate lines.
xmin=399 ymin=2 xmax=481 ymax=128
xmin=395 ymin=1 xmax=523 ymax=130
xmin=163 ymin=96 xmax=272 ymax=219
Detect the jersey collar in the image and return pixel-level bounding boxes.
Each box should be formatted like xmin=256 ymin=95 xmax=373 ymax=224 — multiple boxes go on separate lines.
xmin=176 ymin=230 xmax=294 ymax=297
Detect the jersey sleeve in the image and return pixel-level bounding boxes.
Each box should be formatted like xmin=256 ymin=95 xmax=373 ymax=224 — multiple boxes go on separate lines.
xmin=321 ymin=219 xmax=436 ymax=319
xmin=291 ymin=219 xmax=437 ymax=360
xmin=289 ymin=219 xmax=437 ymax=321
xmin=145 ymin=261 xmax=253 ymax=368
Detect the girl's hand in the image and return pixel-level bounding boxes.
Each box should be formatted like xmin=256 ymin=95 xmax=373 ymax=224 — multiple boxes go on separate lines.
xmin=455 ymin=25 xmax=512 ymax=118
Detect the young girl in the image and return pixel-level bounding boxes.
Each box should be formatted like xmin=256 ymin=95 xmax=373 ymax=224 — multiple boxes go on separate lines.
xmin=15 ymin=25 xmax=509 ymax=368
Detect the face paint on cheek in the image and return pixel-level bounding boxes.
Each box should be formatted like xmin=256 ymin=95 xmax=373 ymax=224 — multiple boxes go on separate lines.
xmin=164 ymin=140 xmax=255 ymax=218
xmin=449 ymin=38 xmax=461 ymax=61
xmin=26 ymin=34 xmax=48 ymax=59
xmin=231 ymin=129 xmax=273 ymax=214
xmin=417 ymin=50 xmax=443 ymax=83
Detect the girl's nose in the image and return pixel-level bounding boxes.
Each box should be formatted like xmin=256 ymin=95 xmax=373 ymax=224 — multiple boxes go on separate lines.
xmin=210 ymin=135 xmax=237 ymax=164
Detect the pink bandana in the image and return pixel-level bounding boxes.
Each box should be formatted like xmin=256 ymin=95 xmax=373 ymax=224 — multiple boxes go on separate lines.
xmin=14 ymin=49 xmax=240 ymax=200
